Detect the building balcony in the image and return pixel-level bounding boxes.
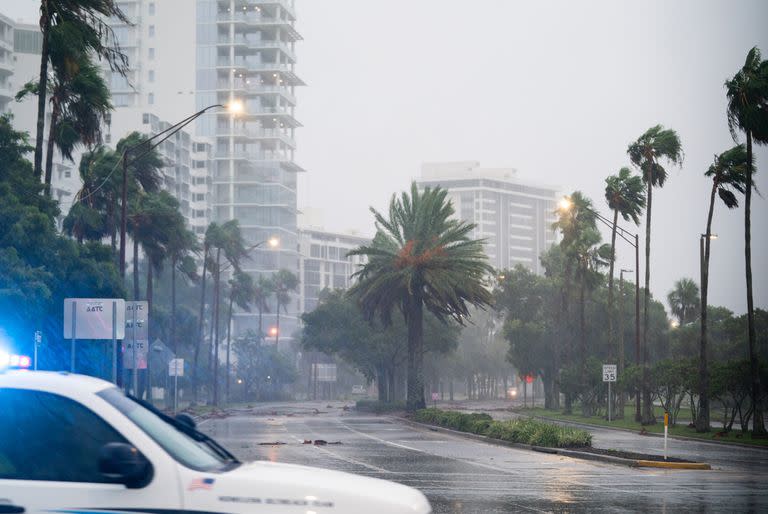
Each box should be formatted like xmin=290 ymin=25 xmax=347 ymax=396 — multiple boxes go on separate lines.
xmin=0 ymin=55 xmax=13 ymax=75
xmin=215 ymin=126 xmax=297 ymax=147
xmin=216 ymin=14 xmax=302 ymax=41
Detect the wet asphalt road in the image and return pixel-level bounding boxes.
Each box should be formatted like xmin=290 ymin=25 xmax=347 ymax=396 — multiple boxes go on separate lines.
xmin=200 ymin=403 xmax=768 ymax=513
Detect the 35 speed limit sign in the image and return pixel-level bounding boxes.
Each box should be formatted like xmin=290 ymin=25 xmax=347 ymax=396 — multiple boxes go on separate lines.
xmin=602 ymin=364 xmax=617 ymax=382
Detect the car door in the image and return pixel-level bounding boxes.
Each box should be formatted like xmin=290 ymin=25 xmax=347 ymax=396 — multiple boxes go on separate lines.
xmin=0 ymin=388 xmax=183 ymax=514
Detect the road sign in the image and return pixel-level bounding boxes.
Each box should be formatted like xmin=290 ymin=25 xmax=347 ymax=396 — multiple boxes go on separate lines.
xmin=125 ymin=301 xmax=149 ymax=340
xmin=602 ymin=364 xmax=617 ymax=382
xmin=169 ymin=358 xmax=184 ymax=377
xmin=64 ymin=298 xmax=126 ymax=339
xmin=123 ymin=340 xmax=149 ymax=369
xmin=313 ymin=363 xmax=337 ymax=382
xmin=431 ymin=392 xmax=439 ymax=401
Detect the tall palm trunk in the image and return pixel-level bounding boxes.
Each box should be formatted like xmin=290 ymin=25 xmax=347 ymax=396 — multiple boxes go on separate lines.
xmin=562 ymin=261 xmax=574 ymax=414
xmin=258 ymin=305 xmax=263 ymax=341
xmin=642 ymin=177 xmax=654 ymax=425
xmin=193 ymin=246 xmax=208 ymax=403
xmin=34 ymin=2 xmax=51 ymax=182
xmin=744 ymin=132 xmax=765 ymax=435
xmin=275 ymin=301 xmax=280 ymax=349
xmin=579 ymin=265 xmax=588 ymax=416
xmin=697 ymin=178 xmax=718 ymax=432
xmin=171 ymin=256 xmax=177 ymax=354
xmin=133 ymin=239 xmax=140 ymax=300
xmin=406 ymin=291 xmax=426 ymax=412
xmin=607 ymin=209 xmax=618 ymax=361
xmin=43 ymin=99 xmax=60 ymax=197
xmin=212 ymin=248 xmax=222 ymax=406
xmin=225 ymin=292 xmax=234 ymax=403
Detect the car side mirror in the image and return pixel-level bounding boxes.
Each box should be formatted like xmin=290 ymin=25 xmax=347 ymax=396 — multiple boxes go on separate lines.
xmin=98 ymin=442 xmax=153 ymax=488
xmin=176 ymin=413 xmax=197 ymax=429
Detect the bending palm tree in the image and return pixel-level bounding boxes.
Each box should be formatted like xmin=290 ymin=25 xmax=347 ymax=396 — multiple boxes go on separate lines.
xmin=225 ymin=270 xmax=254 ymax=402
xmin=349 ymin=183 xmax=493 ymax=412
xmin=725 ymin=46 xmax=768 ymax=436
xmin=604 ymin=168 xmax=645 ymax=402
xmin=628 ymin=125 xmax=683 ymax=425
xmin=253 ymin=276 xmax=273 ymax=342
xmin=697 ymin=144 xmax=749 ymax=432
xmin=194 ymin=223 xmax=218 ymax=402
xmin=34 ymin=0 xmax=129 ymax=182
xmin=271 ymin=269 xmax=299 ymax=351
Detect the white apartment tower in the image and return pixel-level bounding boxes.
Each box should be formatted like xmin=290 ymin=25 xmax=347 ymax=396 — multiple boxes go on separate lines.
xmin=196 ymin=0 xmax=303 ymax=338
xmin=417 ymin=162 xmax=559 ymax=274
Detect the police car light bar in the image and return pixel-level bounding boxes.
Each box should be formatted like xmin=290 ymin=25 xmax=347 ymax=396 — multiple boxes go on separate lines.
xmin=0 ymin=351 xmax=31 ymax=369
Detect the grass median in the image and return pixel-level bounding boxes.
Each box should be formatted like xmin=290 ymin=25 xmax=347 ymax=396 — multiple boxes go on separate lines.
xmin=413 ymin=408 xmax=592 ymax=448
xmin=517 ymin=407 xmax=768 ymax=447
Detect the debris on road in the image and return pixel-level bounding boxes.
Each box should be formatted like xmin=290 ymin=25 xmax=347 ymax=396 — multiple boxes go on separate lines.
xmin=258 ymin=441 xmax=286 ymax=446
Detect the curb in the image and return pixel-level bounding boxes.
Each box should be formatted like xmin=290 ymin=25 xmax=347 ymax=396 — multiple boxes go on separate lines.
xmin=524 ymin=413 xmax=768 ymax=451
xmin=396 ymin=417 xmax=711 ymax=470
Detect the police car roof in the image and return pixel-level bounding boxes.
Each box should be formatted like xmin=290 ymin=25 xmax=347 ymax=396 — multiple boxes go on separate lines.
xmin=0 ymin=370 xmax=114 ymax=396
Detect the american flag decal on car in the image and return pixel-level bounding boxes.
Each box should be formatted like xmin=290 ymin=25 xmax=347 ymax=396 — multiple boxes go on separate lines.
xmin=188 ymin=477 xmax=216 ymax=491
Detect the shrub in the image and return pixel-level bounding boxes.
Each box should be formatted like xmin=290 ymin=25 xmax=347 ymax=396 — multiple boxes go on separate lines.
xmin=414 ymin=408 xmax=592 ymax=448
xmin=355 ymin=400 xmax=407 ymax=413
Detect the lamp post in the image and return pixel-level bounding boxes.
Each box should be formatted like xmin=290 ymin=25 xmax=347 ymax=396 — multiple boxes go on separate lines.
xmin=697 ymin=232 xmax=717 ymax=432
xmin=119 ymin=102 xmax=243 ymax=279
xmin=559 ymin=196 xmax=641 ymax=421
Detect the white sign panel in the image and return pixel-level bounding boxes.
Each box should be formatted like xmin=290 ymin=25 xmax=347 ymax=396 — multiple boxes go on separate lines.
xmin=64 ymin=298 xmax=126 ymax=340
xmin=123 ymin=340 xmax=149 ymax=370
xmin=169 ymin=358 xmax=184 ymax=377
xmin=125 ymin=301 xmax=149 ymax=340
xmin=602 ymin=364 xmax=617 ymax=382
xmin=313 ymin=363 xmax=337 ymax=383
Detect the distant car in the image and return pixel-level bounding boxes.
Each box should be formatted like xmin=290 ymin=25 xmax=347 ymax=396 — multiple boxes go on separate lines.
xmin=0 ymin=371 xmax=431 ymax=514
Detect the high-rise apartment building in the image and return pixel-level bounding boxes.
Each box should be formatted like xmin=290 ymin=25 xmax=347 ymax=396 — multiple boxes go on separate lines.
xmin=196 ymin=0 xmax=303 ymax=338
xmin=297 ymin=227 xmax=369 ymax=314
xmin=417 ymin=161 xmax=559 ymax=274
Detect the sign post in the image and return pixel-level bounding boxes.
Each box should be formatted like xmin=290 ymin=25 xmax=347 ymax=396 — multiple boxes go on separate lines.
xmin=431 ymin=391 xmax=439 ymax=409
xmin=124 ymin=301 xmax=148 ymax=396
xmin=64 ymin=298 xmax=126 ymax=379
xmin=664 ymin=411 xmax=669 ymax=460
xmin=602 ymin=364 xmax=617 ymax=422
xmin=169 ymin=358 xmax=184 ymax=414
xmin=33 ymin=331 xmax=42 ymax=370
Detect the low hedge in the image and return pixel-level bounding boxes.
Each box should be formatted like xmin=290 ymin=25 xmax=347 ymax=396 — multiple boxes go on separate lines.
xmin=413 ymin=408 xmax=592 ymax=448
xmin=355 ymin=400 xmax=407 ymax=413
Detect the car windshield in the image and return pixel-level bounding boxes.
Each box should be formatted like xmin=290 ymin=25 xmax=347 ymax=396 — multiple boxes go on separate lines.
xmin=98 ymin=387 xmax=232 ymax=472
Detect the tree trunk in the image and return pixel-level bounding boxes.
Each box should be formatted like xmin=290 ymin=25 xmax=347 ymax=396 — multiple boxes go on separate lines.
xmin=133 ymin=239 xmax=140 ymax=300
xmin=171 ymin=256 xmax=177 ymax=354
xmin=642 ymin=177 xmax=655 ymax=425
xmin=580 ymin=268 xmax=589 ymax=417
xmin=193 ymin=245 xmax=208 ymax=403
xmin=696 ymin=182 xmax=718 ymax=432
xmin=213 ymin=248 xmax=221 ymax=406
xmin=275 ymin=301 xmax=280 ymax=350
xmin=406 ymin=292 xmax=425 ymax=411
xmin=34 ymin=3 xmax=51 ymax=183
xmin=43 ymin=98 xmax=60 ymax=197
xmin=225 ymin=292 xmax=234 ymax=404
xmin=146 ymin=264 xmax=153 ymax=320
xmin=744 ymin=131 xmax=765 ymax=435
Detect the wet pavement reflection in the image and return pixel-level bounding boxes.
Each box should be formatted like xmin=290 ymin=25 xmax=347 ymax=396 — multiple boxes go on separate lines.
xmin=200 ymin=403 xmax=768 ymax=513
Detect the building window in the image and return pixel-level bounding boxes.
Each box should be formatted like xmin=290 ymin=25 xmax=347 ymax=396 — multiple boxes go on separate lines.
xmin=148 ymin=25 xmax=155 ymax=37
xmin=148 ymin=70 xmax=155 ymax=82
xmin=142 ymin=113 xmax=150 ymax=124
xmin=148 ymin=2 xmax=155 ymax=15
xmin=148 ymin=92 xmax=155 ymax=105
xmin=148 ymin=47 xmax=155 ymax=60
xmin=104 ymin=134 xmax=111 ymax=144
xmin=64 ymin=170 xmax=71 ymax=178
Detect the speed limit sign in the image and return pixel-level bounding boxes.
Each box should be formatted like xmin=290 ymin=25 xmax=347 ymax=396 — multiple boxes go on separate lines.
xmin=602 ymin=364 xmax=617 ymax=382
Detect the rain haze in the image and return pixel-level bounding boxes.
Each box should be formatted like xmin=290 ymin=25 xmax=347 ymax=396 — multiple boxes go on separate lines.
xmin=4 ymin=0 xmax=767 ymax=314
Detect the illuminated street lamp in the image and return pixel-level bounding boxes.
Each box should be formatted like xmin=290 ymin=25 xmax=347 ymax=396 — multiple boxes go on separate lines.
xmin=119 ymin=101 xmax=244 ymax=279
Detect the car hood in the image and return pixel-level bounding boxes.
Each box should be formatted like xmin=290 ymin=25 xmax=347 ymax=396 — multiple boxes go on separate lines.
xmin=187 ymin=460 xmax=430 ymax=514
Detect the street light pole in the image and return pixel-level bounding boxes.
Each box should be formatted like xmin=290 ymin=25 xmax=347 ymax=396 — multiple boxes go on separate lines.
xmin=119 ymin=103 xmax=240 ymax=279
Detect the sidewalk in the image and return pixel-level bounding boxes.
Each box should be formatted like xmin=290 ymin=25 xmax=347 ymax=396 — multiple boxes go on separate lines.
xmin=437 ymin=399 xmax=768 ymax=472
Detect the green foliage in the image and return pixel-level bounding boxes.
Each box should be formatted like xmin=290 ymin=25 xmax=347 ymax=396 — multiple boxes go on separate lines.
xmin=233 ymin=330 xmax=297 ymax=401
xmin=667 ymin=278 xmax=700 ymax=325
xmin=355 ymin=400 xmax=407 ymax=413
xmin=413 ymin=409 xmax=592 ymax=448
xmin=627 ymin=125 xmax=684 ymax=187
xmin=605 ymin=167 xmax=646 ymax=225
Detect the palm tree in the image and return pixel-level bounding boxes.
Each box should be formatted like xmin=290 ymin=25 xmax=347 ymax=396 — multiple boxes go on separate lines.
xmin=725 ymin=46 xmax=768 ymax=436
xmin=627 ymin=125 xmax=683 ymax=425
xmin=193 ymin=222 xmax=218 ymax=402
xmin=667 ymin=278 xmax=700 ymax=326
xmin=33 ymin=0 xmax=129 ymax=181
xmin=696 ymin=144 xmax=749 ymax=432
xmin=166 ymin=221 xmax=199 ymax=356
xmin=271 ymin=269 xmax=299 ymax=350
xmin=225 ymin=270 xmax=254 ymax=402
xmin=349 ymin=183 xmax=493 ymax=412
xmin=210 ymin=220 xmax=247 ymax=405
xmin=253 ymin=275 xmax=273 ymax=341
xmin=604 ymin=167 xmax=645 ymax=417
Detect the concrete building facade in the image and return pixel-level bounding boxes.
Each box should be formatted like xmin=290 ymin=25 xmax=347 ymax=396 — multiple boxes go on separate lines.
xmin=417 ymin=161 xmax=559 ymax=274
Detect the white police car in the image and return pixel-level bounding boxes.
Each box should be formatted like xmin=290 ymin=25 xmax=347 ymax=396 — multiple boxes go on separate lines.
xmin=0 ymin=371 xmax=431 ymax=514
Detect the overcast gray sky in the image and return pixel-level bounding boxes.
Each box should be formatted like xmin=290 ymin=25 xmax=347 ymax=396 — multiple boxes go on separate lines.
xmin=3 ymin=0 xmax=767 ymax=315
